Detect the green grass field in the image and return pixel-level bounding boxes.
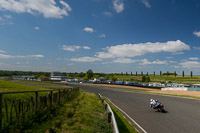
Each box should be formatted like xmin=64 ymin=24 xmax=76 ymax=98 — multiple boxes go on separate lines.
xmin=115 ymin=75 xmax=200 ymax=84
xmin=24 ymin=91 xmax=112 ymax=133
xmin=0 ymin=80 xmax=74 ymax=132
xmin=0 ymin=80 xmax=50 ymax=100
xmin=19 ymin=80 xmax=65 ymax=87
xmin=0 ymin=80 xmax=48 ymax=92
xmin=0 ymin=80 xmax=113 ymax=132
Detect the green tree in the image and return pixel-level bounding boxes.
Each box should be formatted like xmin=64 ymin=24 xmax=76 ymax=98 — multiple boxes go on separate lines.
xmin=182 ymin=71 xmax=184 ymax=77
xmin=105 ymin=75 xmax=110 ymax=80
xmin=39 ymin=75 xmax=46 ymax=79
xmin=146 ymin=72 xmax=149 ymax=76
xmin=191 ymin=71 xmax=193 ymax=78
xmin=174 ymin=71 xmax=176 ymax=77
xmin=86 ymin=69 xmax=94 ymax=79
xmin=83 ymin=75 xmax=89 ymax=80
xmin=147 ymin=76 xmax=150 ymax=82
xmin=167 ymin=71 xmax=169 ymax=77
xmin=111 ymin=77 xmax=117 ymax=82
xmin=93 ymin=75 xmax=99 ymax=79
xmin=136 ymin=71 xmax=138 ymax=76
xmin=142 ymin=75 xmax=146 ymax=82
xmin=78 ymin=72 xmax=85 ymax=77
xmin=160 ymin=71 xmax=162 ymax=76
xmin=131 ymin=71 xmax=132 ymax=76
xmin=141 ymin=71 xmax=143 ymax=76
xmin=153 ymin=71 xmax=155 ymax=76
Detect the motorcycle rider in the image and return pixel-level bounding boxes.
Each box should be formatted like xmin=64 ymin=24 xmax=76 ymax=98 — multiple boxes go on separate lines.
xmin=150 ymin=99 xmax=161 ymax=111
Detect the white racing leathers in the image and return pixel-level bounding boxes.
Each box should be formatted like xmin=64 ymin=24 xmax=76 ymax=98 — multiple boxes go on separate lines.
xmin=150 ymin=100 xmax=160 ymax=109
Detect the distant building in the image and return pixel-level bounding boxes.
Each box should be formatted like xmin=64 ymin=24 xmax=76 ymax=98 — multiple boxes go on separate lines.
xmin=50 ymin=72 xmax=68 ymax=81
xmin=12 ymin=75 xmax=36 ymax=81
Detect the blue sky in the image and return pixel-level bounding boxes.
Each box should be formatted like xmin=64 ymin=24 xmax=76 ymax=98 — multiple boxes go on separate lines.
xmin=1 ymin=0 xmax=200 ymax=75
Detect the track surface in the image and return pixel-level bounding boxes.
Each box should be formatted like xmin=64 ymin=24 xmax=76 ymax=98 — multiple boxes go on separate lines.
xmin=69 ymin=84 xmax=200 ymax=133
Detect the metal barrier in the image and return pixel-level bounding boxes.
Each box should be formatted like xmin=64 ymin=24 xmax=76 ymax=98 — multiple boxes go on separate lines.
xmin=98 ymin=93 xmax=119 ymax=133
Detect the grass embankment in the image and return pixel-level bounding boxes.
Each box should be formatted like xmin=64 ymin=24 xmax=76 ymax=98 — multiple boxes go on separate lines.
xmin=0 ymin=80 xmax=112 ymax=132
xmin=105 ymin=99 xmax=138 ymax=133
xmin=0 ymin=80 xmax=78 ymax=132
xmin=0 ymin=80 xmax=48 ymax=92
xmin=19 ymin=80 xmax=65 ymax=87
xmin=0 ymin=80 xmax=49 ymax=100
xmin=31 ymin=91 xmax=112 ymax=133
xmin=114 ymin=75 xmax=200 ymax=84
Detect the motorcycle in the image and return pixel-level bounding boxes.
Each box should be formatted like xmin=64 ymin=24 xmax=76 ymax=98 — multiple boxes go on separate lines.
xmin=154 ymin=103 xmax=166 ymax=113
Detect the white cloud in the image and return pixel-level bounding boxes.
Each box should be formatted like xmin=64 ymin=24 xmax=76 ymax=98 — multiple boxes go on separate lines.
xmin=98 ymin=34 xmax=106 ymax=38
xmin=173 ymin=51 xmax=184 ymax=55
xmin=83 ymin=27 xmax=94 ymax=33
xmin=0 ymin=50 xmax=7 ymax=53
xmin=62 ymin=45 xmax=81 ymax=51
xmin=83 ymin=46 xmax=91 ymax=50
xmin=16 ymin=62 xmax=21 ymax=65
xmin=16 ymin=61 xmax=29 ymax=65
xmin=189 ymin=57 xmax=199 ymax=60
xmin=0 ymin=0 xmax=71 ymax=18
xmin=172 ymin=65 xmax=180 ymax=68
xmin=166 ymin=57 xmax=173 ymax=59
xmin=0 ymin=14 xmax=13 ymax=25
xmin=62 ymin=45 xmax=91 ymax=51
xmin=193 ymin=46 xmax=200 ymax=50
xmin=103 ymin=11 xmax=112 ymax=16
xmin=96 ymin=40 xmax=190 ymax=59
xmin=59 ymin=0 xmax=71 ymax=11
xmin=28 ymin=54 xmax=44 ymax=58
xmin=4 ymin=14 xmax=12 ymax=19
xmin=70 ymin=56 xmax=102 ymax=62
xmin=193 ymin=31 xmax=200 ymax=37
xmin=180 ymin=61 xmax=200 ymax=69
xmin=34 ymin=26 xmax=39 ymax=30
xmin=0 ymin=54 xmax=14 ymax=59
xmin=113 ymin=58 xmax=135 ymax=63
xmin=141 ymin=0 xmax=151 ymax=8
xmin=67 ymin=63 xmax=74 ymax=66
xmin=0 ymin=53 xmax=44 ymax=59
xmin=168 ymin=60 xmax=177 ymax=63
xmin=113 ymin=0 xmax=124 ymax=13
xmin=139 ymin=59 xmax=168 ymax=65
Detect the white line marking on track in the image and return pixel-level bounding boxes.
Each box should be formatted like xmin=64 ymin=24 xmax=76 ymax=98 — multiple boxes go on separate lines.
xmin=106 ymin=97 xmax=148 ymax=133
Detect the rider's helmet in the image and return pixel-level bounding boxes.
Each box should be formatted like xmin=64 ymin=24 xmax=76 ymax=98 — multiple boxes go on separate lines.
xmin=150 ymin=99 xmax=153 ymax=102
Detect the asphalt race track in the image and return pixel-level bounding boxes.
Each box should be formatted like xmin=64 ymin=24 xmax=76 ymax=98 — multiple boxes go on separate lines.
xmin=68 ymin=84 xmax=200 ymax=133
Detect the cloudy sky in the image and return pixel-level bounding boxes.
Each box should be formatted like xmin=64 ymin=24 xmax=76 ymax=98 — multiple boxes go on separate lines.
xmin=1 ymin=0 xmax=200 ymax=74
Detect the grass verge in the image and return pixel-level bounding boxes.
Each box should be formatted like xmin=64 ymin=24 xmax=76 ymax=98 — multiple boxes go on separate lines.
xmin=28 ymin=91 xmax=112 ymax=133
xmin=105 ymin=99 xmax=138 ymax=133
xmin=123 ymin=89 xmax=200 ymax=99
xmin=0 ymin=80 xmax=79 ymax=132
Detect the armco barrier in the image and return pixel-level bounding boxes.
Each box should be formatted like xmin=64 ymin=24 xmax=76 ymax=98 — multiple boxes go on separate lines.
xmin=161 ymin=87 xmax=187 ymax=91
xmin=98 ymin=93 xmax=119 ymax=133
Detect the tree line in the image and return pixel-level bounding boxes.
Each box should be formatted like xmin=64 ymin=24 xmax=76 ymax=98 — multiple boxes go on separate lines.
xmin=0 ymin=70 xmax=194 ymax=80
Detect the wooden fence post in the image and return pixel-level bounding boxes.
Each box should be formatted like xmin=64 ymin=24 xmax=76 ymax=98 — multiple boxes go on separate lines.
xmin=0 ymin=94 xmax=2 ymax=132
xmin=108 ymin=112 xmax=112 ymax=123
xmin=101 ymin=99 xmax=104 ymax=104
xmin=35 ymin=92 xmax=38 ymax=112
xmin=50 ymin=91 xmax=53 ymax=107
xmin=105 ymin=104 xmax=108 ymax=110
xmin=58 ymin=90 xmax=61 ymax=104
